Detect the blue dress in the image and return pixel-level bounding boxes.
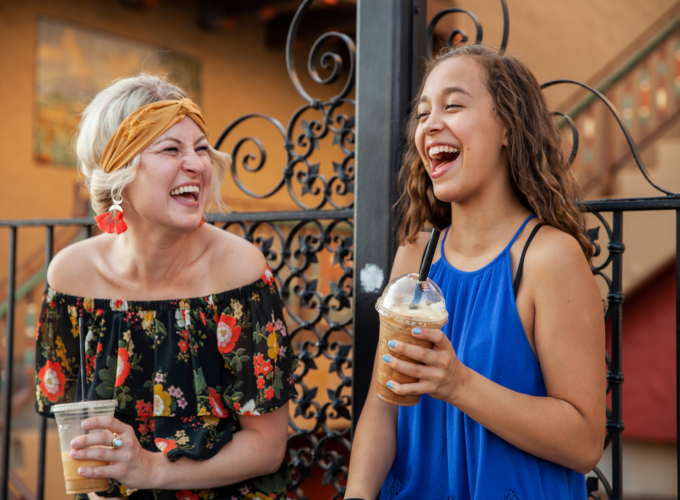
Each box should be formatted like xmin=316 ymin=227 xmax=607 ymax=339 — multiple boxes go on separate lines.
xmin=380 ymin=216 xmax=586 ymax=500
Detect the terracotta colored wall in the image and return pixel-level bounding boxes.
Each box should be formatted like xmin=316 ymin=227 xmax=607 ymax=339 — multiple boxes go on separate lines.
xmin=606 ymin=262 xmax=677 ymax=442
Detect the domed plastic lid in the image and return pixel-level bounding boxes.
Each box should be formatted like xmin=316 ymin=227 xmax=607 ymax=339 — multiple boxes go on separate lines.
xmin=375 ymin=273 xmax=448 ymax=325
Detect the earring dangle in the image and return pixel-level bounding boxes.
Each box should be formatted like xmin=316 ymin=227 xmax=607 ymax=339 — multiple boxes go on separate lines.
xmin=199 ymin=214 xmax=206 ymax=228
xmin=95 ymin=201 xmax=128 ymax=235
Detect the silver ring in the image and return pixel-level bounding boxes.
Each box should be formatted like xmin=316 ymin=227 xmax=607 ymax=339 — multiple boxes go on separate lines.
xmin=112 ymin=433 xmax=123 ymax=449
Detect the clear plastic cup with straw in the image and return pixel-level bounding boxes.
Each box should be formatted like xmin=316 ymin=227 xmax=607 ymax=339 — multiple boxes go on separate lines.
xmin=51 ymin=312 xmax=117 ymax=494
xmin=375 ymin=229 xmax=448 ymax=405
xmin=52 ymin=400 xmax=117 ymax=494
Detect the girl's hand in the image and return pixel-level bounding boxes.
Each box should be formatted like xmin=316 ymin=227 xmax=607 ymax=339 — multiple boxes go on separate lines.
xmin=70 ymin=416 xmax=164 ymax=491
xmin=382 ymin=327 xmax=468 ymax=404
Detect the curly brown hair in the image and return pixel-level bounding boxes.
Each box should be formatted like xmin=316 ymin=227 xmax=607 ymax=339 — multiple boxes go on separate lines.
xmin=396 ymin=44 xmax=593 ymax=262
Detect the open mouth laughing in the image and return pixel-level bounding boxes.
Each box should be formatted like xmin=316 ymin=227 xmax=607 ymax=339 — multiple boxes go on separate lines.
xmin=170 ymin=184 xmax=200 ymax=203
xmin=427 ymin=144 xmax=460 ymax=177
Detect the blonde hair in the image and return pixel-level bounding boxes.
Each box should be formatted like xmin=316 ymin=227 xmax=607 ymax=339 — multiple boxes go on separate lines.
xmin=76 ymin=73 xmax=228 ymax=214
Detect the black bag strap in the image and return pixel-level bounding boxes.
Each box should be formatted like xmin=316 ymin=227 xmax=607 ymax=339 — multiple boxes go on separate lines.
xmin=513 ymin=223 xmax=543 ymax=299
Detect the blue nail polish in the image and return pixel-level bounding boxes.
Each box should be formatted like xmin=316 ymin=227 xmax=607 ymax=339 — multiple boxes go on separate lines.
xmin=386 ymin=381 xmax=394 ymax=390
xmin=382 ymin=354 xmax=391 ymax=363
xmin=413 ymin=328 xmax=421 ymax=335
xmin=388 ymin=340 xmax=397 ymax=349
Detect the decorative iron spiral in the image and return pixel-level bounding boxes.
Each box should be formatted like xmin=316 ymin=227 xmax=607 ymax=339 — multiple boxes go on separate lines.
xmin=214 ymin=0 xmax=356 ymax=212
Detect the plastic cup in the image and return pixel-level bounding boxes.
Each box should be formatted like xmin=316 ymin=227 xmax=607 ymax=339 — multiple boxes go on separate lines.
xmin=52 ymin=400 xmax=117 ymax=494
xmin=375 ymin=273 xmax=448 ymax=406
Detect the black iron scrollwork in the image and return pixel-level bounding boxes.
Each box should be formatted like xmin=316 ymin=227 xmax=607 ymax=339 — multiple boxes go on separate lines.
xmin=211 ymin=1 xmax=356 ymax=496
xmin=587 ymin=467 xmax=613 ymax=500
xmin=541 ymin=79 xmax=680 ymax=197
xmin=214 ymin=0 xmax=355 ymax=212
xmin=214 ymin=216 xmax=353 ymax=499
xmin=426 ymin=0 xmax=509 ymax=61
xmin=551 ymin=111 xmax=580 ymax=169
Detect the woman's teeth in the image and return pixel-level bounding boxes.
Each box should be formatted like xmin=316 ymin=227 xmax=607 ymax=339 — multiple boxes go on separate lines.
xmin=170 ymin=185 xmax=200 ymax=197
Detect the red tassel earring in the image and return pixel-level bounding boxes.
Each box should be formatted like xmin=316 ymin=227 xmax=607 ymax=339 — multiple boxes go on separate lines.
xmin=95 ymin=202 xmax=128 ymax=235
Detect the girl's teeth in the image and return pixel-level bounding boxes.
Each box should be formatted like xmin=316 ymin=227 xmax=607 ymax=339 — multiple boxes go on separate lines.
xmin=428 ymin=145 xmax=460 ymax=158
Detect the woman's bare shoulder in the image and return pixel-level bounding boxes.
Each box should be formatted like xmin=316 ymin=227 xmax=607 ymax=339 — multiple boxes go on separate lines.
xmin=46 ymin=235 xmax=110 ymax=295
xmin=206 ymin=226 xmax=268 ymax=289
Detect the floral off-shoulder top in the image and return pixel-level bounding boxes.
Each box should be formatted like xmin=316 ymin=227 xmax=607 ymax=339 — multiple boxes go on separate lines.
xmin=35 ymin=266 xmax=297 ymax=500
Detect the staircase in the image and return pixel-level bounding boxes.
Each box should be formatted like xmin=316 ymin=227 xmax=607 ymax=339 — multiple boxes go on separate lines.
xmin=557 ymin=3 xmax=680 ymax=199
xmin=547 ymin=3 xmax=680 ymax=295
xmin=613 ymin=139 xmax=680 ymax=294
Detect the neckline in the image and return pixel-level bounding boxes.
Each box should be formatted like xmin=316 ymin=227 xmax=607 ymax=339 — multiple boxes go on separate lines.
xmin=45 ymin=269 xmax=273 ymax=310
xmin=436 ymin=215 xmax=536 ymax=276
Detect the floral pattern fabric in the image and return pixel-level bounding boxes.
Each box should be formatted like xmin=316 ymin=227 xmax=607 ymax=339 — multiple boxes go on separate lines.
xmin=35 ymin=267 xmax=297 ymax=500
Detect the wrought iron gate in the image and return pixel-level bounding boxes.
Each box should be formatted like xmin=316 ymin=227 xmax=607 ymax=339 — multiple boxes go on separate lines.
xmin=0 ymin=1 xmax=678 ymax=500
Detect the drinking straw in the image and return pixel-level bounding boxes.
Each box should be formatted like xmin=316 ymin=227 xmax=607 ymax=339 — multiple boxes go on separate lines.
xmin=409 ymin=228 xmax=441 ymax=309
xmin=78 ymin=312 xmax=87 ymax=401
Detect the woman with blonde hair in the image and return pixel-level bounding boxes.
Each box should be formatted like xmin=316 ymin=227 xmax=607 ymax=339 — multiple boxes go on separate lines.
xmin=345 ymin=45 xmax=605 ymax=499
xmin=35 ymin=74 xmax=297 ymax=500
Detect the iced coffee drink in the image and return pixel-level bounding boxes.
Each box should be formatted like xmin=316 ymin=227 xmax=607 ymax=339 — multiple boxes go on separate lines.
xmin=52 ymin=400 xmax=117 ymax=494
xmin=375 ymin=273 xmax=448 ymax=406
xmin=60 ymin=452 xmax=111 ymax=494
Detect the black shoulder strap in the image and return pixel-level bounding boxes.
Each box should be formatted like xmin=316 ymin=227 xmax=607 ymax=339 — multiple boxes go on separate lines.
xmin=513 ymin=223 xmax=543 ymax=299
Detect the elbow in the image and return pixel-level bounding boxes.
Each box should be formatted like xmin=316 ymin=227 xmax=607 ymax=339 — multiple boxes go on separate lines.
xmin=263 ymin=439 xmax=287 ymax=475
xmin=571 ymin=409 xmax=607 ymax=474
xmin=572 ymin=439 xmax=605 ymax=475
xmin=574 ymin=452 xmax=603 ymax=475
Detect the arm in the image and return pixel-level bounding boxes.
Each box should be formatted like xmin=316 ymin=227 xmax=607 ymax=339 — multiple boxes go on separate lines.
xmin=345 ymin=234 xmax=430 ymax=498
xmin=385 ymin=230 xmax=606 ymax=473
xmin=72 ymin=403 xmax=290 ymax=490
xmin=344 ymin=350 xmax=399 ymax=499
xmin=157 ymin=403 xmax=289 ymax=488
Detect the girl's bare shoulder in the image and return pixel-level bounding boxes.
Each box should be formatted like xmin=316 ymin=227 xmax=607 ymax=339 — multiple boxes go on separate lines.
xmin=523 ymin=224 xmax=595 ymax=293
xmin=528 ymin=225 xmax=589 ymax=269
xmin=392 ymin=231 xmax=433 ymax=278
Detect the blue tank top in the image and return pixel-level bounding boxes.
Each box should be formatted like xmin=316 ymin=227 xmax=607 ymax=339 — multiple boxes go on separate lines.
xmin=380 ymin=215 xmax=586 ymax=500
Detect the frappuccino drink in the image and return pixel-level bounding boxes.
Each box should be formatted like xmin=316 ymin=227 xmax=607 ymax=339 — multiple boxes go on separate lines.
xmin=375 ymin=273 xmax=448 ymax=406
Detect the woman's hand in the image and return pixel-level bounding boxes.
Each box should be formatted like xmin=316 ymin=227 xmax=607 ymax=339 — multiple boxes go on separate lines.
xmin=70 ymin=416 xmax=164 ymax=491
xmin=382 ymin=327 xmax=468 ymax=404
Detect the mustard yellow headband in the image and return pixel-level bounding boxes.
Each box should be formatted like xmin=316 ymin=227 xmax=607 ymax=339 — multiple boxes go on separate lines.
xmin=100 ymin=98 xmax=209 ymax=174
